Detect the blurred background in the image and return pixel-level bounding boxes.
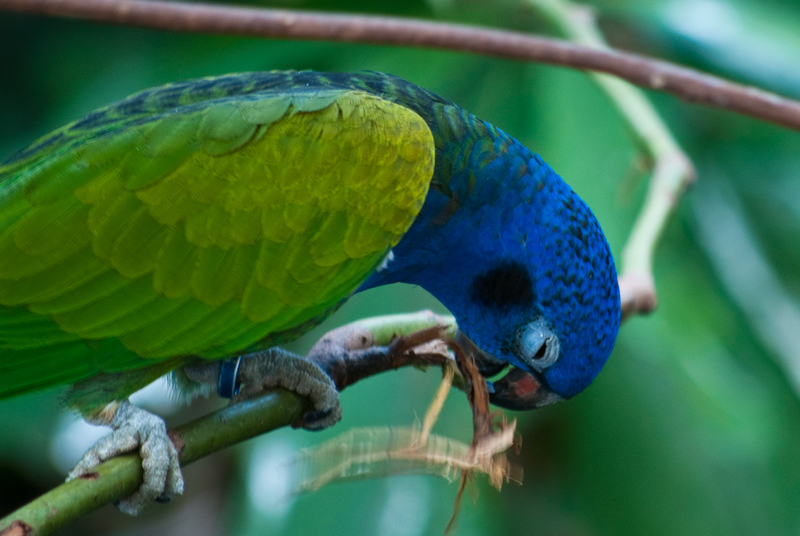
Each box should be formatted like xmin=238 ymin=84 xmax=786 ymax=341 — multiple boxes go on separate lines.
xmin=2 ymin=0 xmax=800 ymax=534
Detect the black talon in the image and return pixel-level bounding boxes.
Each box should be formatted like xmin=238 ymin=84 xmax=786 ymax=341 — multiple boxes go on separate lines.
xmin=296 ymin=408 xmax=335 ymax=429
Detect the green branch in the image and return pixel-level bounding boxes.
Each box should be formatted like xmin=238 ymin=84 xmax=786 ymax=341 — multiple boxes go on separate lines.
xmin=0 ymin=391 xmax=308 ymax=536
xmin=0 ymin=312 xmax=456 ymax=536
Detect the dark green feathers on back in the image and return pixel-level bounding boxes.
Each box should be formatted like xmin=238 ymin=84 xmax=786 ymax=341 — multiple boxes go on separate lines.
xmin=0 ymin=71 xmax=437 ymax=403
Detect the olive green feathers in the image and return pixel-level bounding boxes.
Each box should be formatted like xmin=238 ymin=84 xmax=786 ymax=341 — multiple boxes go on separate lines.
xmin=0 ymin=76 xmax=435 ymax=400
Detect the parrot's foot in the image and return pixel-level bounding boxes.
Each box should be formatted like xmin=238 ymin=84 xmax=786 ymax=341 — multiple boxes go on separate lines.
xmin=67 ymin=401 xmax=184 ymax=515
xmin=234 ymin=348 xmax=342 ymax=430
xmin=183 ymin=349 xmax=342 ymax=431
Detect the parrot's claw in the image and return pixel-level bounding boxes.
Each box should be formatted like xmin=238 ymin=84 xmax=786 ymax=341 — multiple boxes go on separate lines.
xmin=232 ymin=348 xmax=342 ymax=431
xmin=67 ymin=401 xmax=184 ymax=515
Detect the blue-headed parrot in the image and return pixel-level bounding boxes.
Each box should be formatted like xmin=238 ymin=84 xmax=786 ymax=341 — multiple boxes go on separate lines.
xmin=0 ymin=71 xmax=620 ymax=513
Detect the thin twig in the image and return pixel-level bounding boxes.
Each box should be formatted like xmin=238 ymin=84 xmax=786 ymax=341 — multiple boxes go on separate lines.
xmin=292 ymin=424 xmax=517 ymax=493
xmin=2 ymin=0 xmax=800 ymax=133
xmin=420 ymin=362 xmax=455 ymax=446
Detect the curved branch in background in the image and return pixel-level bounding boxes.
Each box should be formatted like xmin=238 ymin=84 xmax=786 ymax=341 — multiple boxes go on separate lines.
xmin=1 ymin=0 xmax=800 ymax=133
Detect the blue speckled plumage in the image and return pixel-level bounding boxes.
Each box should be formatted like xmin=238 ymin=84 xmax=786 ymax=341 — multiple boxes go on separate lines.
xmin=357 ymin=73 xmax=620 ymax=398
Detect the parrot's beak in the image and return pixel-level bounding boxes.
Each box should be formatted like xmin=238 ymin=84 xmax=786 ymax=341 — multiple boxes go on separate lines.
xmin=488 ymin=366 xmax=562 ymax=410
xmin=454 ymin=330 xmax=562 ymax=410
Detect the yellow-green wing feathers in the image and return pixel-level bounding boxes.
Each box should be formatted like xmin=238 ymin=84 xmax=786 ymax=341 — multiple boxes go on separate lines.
xmin=0 ymin=88 xmax=434 ymax=397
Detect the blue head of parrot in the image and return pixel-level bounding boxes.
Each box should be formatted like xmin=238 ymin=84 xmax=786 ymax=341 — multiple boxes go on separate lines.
xmin=360 ymin=120 xmax=620 ymax=410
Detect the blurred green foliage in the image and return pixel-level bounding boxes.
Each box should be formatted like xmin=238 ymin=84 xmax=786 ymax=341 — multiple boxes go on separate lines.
xmin=2 ymin=0 xmax=800 ymax=534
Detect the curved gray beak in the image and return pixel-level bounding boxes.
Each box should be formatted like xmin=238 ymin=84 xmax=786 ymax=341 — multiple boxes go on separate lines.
xmin=455 ymin=330 xmax=562 ymax=410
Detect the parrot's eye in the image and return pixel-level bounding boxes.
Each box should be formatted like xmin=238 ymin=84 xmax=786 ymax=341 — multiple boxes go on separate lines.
xmin=517 ymin=318 xmax=561 ymax=372
xmin=530 ymin=336 xmax=560 ymax=371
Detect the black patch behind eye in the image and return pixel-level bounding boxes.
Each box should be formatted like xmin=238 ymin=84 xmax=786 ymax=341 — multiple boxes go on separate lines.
xmin=470 ymin=261 xmax=534 ymax=309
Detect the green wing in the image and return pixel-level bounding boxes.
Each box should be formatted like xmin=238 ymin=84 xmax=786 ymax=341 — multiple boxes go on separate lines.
xmin=0 ymin=83 xmax=435 ymax=399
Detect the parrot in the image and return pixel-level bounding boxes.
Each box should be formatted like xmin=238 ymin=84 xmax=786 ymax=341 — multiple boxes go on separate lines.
xmin=0 ymin=71 xmax=620 ymax=513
